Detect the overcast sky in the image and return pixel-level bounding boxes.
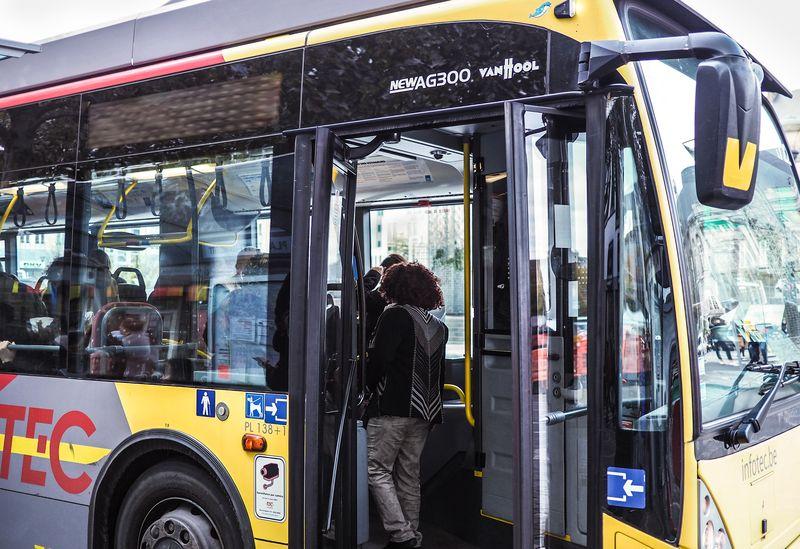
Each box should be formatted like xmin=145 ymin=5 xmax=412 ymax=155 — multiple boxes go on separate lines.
xmin=0 ymin=0 xmax=798 ymax=91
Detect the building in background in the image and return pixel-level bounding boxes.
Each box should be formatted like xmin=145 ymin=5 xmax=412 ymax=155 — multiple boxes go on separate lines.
xmin=771 ymin=91 xmax=800 ymax=160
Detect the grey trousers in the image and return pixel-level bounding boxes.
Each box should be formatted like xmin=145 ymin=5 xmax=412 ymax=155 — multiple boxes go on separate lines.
xmin=367 ymin=415 xmax=430 ymax=546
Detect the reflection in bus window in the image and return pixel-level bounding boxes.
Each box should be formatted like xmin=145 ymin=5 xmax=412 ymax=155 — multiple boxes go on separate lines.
xmin=17 ymin=231 xmax=65 ymax=287
xmin=641 ymin=55 xmax=800 ymax=423
xmin=618 ymin=144 xmax=666 ymax=432
xmin=369 ymin=205 xmax=465 ymax=357
xmin=67 ymin=142 xmax=294 ymax=389
xmin=0 ymin=180 xmax=69 ymax=375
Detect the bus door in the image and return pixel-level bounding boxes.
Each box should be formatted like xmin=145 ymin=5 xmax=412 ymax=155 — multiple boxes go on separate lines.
xmin=504 ymin=101 xmax=594 ymax=548
xmin=300 ymin=127 xmax=374 ymax=548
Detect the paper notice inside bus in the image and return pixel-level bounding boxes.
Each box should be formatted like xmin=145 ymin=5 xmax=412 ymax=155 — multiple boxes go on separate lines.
xmin=255 ymin=455 xmax=286 ymax=521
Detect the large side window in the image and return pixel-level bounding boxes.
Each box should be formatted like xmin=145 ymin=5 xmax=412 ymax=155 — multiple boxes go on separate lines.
xmin=68 ymin=139 xmax=294 ymax=389
xmin=0 ymin=173 xmax=70 ymax=375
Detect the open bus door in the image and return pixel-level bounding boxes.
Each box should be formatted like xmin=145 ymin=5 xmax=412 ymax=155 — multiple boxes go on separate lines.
xmin=294 ymin=127 xmax=403 ymax=548
xmin=290 ymin=96 xmax=614 ymax=548
xmin=504 ymin=99 xmax=601 ymax=548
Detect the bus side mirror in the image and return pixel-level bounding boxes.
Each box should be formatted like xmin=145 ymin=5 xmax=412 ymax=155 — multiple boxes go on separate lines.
xmin=694 ymin=57 xmax=762 ymax=210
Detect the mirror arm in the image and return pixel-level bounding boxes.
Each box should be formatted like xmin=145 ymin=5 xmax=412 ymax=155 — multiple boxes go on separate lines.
xmin=578 ymin=31 xmax=747 ymax=90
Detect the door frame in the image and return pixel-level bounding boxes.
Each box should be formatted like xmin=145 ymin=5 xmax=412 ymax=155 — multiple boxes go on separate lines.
xmin=503 ymin=97 xmax=610 ymax=548
xmin=503 ymin=100 xmax=535 ymax=548
xmin=584 ymin=91 xmax=608 ymax=549
xmin=287 ymin=93 xmax=599 ymax=549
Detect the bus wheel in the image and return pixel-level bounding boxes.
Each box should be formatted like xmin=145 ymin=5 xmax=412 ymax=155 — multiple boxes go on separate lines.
xmin=114 ymin=459 xmax=242 ymax=549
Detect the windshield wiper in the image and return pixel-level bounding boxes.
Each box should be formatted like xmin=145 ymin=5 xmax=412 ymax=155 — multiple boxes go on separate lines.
xmin=723 ymin=361 xmax=800 ymax=447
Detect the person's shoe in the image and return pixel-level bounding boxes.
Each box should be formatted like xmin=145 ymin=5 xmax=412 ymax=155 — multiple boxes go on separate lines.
xmin=383 ymin=539 xmax=418 ymax=549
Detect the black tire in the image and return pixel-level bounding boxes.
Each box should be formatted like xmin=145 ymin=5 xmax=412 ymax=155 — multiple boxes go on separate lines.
xmin=114 ymin=459 xmax=245 ymax=549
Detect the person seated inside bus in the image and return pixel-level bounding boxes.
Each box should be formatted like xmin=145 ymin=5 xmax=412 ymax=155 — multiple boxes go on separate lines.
xmin=234 ymin=246 xmax=261 ymax=284
xmin=88 ymin=305 xmax=161 ymax=380
xmin=364 ymin=253 xmax=406 ymax=341
xmin=89 ymin=248 xmax=120 ymax=308
xmin=0 ymin=252 xmax=119 ymax=374
xmin=0 ymin=269 xmax=52 ymax=373
xmin=366 ymin=262 xmax=448 ymax=549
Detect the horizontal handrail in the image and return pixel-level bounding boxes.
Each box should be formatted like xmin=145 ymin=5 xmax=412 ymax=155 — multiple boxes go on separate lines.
xmin=544 ymin=407 xmax=588 ymax=426
xmin=7 ymin=344 xmax=60 ymax=352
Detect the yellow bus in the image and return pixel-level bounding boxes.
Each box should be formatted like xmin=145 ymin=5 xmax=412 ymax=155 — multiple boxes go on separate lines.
xmin=0 ymin=0 xmax=798 ymax=547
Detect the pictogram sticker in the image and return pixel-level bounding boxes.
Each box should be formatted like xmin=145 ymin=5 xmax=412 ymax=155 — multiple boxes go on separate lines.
xmin=255 ymin=455 xmax=285 ymax=521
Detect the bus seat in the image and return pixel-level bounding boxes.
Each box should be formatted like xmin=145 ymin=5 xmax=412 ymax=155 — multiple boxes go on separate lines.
xmin=89 ymin=302 xmax=162 ymax=379
xmin=114 ymin=266 xmax=147 ymax=302
xmin=0 ymin=271 xmax=48 ymax=343
xmin=148 ymin=275 xmax=207 ymax=354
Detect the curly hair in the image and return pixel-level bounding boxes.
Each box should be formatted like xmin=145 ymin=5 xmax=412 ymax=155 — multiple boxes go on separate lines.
xmin=380 ymin=261 xmax=444 ymax=310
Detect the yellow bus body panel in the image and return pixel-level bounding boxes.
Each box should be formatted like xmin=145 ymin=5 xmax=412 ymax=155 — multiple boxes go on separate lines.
xmin=603 ymin=514 xmax=674 ymax=548
xmin=698 ymin=427 xmax=800 ymax=548
xmin=115 ymin=383 xmax=290 ymax=544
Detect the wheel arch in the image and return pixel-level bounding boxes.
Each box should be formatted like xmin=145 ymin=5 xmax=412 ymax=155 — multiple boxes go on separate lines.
xmin=88 ymin=428 xmax=255 ymax=549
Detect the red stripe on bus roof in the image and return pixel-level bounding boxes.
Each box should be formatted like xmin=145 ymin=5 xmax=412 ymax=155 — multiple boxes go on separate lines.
xmin=0 ymin=50 xmax=227 ymax=110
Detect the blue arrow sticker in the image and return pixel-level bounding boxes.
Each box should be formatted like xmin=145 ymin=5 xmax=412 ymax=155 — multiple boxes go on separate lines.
xmin=263 ymin=393 xmax=288 ymax=425
xmin=607 ymin=466 xmax=646 ymax=509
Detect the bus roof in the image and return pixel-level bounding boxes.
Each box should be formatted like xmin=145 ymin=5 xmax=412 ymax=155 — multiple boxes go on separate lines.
xmin=0 ymin=0 xmax=789 ymax=101
xmin=0 ymin=0 xmax=439 ymax=97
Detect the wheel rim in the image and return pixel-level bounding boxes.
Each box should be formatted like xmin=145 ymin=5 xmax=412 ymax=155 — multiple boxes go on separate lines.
xmin=138 ymin=498 xmax=223 ymax=549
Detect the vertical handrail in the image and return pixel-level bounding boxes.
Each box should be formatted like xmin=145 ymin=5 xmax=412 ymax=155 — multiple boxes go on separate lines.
xmin=463 ymin=140 xmax=476 ymax=427
xmin=324 ymin=359 xmax=357 ymax=531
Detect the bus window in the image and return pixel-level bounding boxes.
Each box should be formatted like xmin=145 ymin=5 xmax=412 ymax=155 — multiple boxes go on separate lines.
xmin=618 ymin=144 xmax=666 ymax=432
xmin=70 ymin=142 xmax=294 ymax=388
xmin=0 ymin=179 xmax=69 ymax=376
xmin=639 ymin=44 xmax=800 ymax=424
xmin=368 ymin=204 xmax=465 ymax=358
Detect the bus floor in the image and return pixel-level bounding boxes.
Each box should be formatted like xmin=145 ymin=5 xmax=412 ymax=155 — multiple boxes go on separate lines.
xmin=364 ymin=452 xmax=513 ymax=549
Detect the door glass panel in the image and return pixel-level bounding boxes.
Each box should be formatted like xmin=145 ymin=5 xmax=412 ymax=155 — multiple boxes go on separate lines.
xmin=368 ymin=204 xmax=465 ymax=357
xmin=521 ymin=110 xmax=588 ymax=545
xmin=319 ymin=162 xmax=356 ymax=546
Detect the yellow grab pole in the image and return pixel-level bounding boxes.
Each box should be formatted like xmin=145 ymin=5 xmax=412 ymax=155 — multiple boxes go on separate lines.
xmin=463 ymin=140 xmax=475 ymax=427
xmin=0 ymin=193 xmax=19 ymax=232
xmin=443 ymin=383 xmax=466 ymax=404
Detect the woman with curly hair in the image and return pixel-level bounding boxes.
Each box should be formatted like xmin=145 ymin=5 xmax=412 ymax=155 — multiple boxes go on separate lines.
xmin=367 ymin=261 xmax=448 ymax=549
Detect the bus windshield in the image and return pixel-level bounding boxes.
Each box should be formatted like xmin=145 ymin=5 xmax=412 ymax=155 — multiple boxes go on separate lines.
xmin=639 ymin=54 xmax=800 ymax=424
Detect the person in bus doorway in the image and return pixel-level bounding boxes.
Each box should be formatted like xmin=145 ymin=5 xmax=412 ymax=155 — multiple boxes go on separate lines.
xmin=364 ymin=253 xmax=406 ymax=340
xmin=367 ymin=262 xmax=448 ymax=549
